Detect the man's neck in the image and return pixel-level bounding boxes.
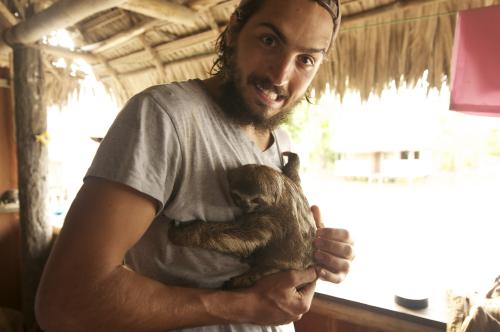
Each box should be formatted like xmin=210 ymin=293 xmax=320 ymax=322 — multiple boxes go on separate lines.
xmin=241 ymin=125 xmax=273 ymax=152
xmin=202 ymin=77 xmax=273 ymax=151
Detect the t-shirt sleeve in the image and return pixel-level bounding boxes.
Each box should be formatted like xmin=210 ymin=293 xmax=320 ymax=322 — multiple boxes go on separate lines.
xmin=85 ymin=92 xmax=182 ymax=214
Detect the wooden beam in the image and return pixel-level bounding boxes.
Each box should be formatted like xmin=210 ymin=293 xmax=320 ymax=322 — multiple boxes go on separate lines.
xmin=95 ymin=53 xmax=129 ymax=101
xmin=210 ymin=0 xmax=239 ymax=12
xmin=119 ymin=0 xmax=199 ymax=27
xmin=0 ymin=0 xmax=127 ymax=52
xmin=186 ymin=0 xmax=224 ymax=11
xmin=34 ymin=44 xmax=97 ymax=64
xmin=161 ymin=52 xmax=214 ymax=76
xmin=138 ymin=34 xmax=166 ymax=82
xmin=0 ymin=2 xmax=19 ymax=28
xmin=34 ymin=44 xmax=127 ymax=95
xmin=82 ymin=0 xmax=232 ymax=55
xmin=200 ymin=9 xmax=220 ymax=32
xmin=79 ymin=8 xmax=129 ymax=33
xmin=339 ymin=0 xmax=500 ymax=32
xmin=151 ymin=27 xmax=178 ymax=41
xmin=342 ymin=0 xmax=448 ymax=27
xmin=81 ymin=19 xmax=164 ymax=53
xmin=101 ymin=52 xmax=214 ymax=79
xmin=101 ymin=28 xmax=218 ymax=70
xmin=155 ymin=28 xmax=218 ymax=54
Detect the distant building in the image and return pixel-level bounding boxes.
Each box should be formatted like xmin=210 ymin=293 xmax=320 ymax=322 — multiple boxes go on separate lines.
xmin=330 ymin=110 xmax=438 ymax=181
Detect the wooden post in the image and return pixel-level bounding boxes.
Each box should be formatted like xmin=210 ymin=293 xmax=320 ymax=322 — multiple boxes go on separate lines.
xmin=12 ymin=37 xmax=52 ymax=331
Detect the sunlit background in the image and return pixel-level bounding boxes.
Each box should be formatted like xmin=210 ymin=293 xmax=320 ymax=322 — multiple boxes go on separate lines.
xmin=286 ymin=78 xmax=499 ymax=302
xmin=46 ymin=30 xmax=499 ymax=302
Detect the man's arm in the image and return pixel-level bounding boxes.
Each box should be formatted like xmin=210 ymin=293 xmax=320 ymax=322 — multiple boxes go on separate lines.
xmin=35 ymin=177 xmax=317 ymax=332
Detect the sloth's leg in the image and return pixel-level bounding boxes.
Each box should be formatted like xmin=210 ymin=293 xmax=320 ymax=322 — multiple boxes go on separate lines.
xmin=168 ymin=217 xmax=274 ymax=258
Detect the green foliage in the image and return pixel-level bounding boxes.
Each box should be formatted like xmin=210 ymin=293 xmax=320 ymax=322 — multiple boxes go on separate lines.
xmin=486 ymin=128 xmax=500 ymax=157
xmin=283 ymin=100 xmax=338 ymax=171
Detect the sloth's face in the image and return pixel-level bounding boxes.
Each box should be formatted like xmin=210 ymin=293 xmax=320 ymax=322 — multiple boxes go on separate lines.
xmin=227 ymin=164 xmax=282 ymax=213
xmin=230 ymin=189 xmax=269 ymax=213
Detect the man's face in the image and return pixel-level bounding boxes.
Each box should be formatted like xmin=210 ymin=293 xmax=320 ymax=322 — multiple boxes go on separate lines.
xmin=221 ymin=0 xmax=333 ymax=129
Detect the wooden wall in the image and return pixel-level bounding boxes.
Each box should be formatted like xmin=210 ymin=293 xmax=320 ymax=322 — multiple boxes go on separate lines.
xmin=295 ymin=310 xmax=386 ymax=332
xmin=0 ymin=66 xmax=21 ymax=311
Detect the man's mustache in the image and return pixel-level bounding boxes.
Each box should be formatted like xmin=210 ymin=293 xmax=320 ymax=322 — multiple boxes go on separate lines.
xmin=248 ymin=74 xmax=289 ymax=99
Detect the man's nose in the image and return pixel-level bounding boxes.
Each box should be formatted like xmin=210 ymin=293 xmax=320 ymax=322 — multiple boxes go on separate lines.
xmin=268 ymin=53 xmax=294 ymax=87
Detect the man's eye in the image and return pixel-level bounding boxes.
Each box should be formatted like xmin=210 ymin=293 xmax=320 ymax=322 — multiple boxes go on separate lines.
xmin=260 ymin=35 xmax=276 ymax=47
xmin=299 ymin=55 xmax=315 ymax=67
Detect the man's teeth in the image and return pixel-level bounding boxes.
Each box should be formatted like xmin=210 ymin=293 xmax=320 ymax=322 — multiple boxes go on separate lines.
xmin=256 ymin=84 xmax=279 ymax=101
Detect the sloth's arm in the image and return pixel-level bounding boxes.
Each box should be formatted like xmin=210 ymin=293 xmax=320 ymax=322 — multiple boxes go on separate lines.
xmin=282 ymin=152 xmax=301 ymax=184
xmin=168 ymin=216 xmax=275 ymax=257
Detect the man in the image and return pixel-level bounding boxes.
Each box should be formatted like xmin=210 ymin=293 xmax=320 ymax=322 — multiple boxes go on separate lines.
xmin=36 ymin=0 xmax=354 ymax=331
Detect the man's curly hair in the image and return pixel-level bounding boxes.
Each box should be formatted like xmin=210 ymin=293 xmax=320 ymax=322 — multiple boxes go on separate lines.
xmin=210 ymin=0 xmax=341 ymax=79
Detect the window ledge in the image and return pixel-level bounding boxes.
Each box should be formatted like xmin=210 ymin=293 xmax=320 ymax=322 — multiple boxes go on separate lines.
xmin=314 ymin=280 xmax=447 ymax=332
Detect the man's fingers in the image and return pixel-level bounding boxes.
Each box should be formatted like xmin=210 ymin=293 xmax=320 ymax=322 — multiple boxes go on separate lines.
xmin=316 ymin=268 xmax=346 ymax=284
xmin=316 ymin=228 xmax=354 ymax=244
xmin=265 ymin=269 xmax=317 ymax=318
xmin=310 ymin=205 xmax=325 ymax=228
xmin=314 ymin=237 xmax=355 ymax=260
xmin=314 ymin=250 xmax=351 ymax=274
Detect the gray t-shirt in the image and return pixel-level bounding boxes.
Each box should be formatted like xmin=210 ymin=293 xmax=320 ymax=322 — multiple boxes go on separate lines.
xmin=86 ymin=80 xmax=294 ymax=332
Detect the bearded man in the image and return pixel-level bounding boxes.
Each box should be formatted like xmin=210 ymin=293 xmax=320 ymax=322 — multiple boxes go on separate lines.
xmin=36 ymin=0 xmax=354 ymax=331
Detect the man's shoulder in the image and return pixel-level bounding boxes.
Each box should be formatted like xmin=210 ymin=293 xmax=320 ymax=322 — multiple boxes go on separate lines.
xmin=139 ymin=80 xmax=204 ymax=106
xmin=129 ymin=79 xmax=217 ymax=121
xmin=123 ymin=79 xmax=224 ymax=138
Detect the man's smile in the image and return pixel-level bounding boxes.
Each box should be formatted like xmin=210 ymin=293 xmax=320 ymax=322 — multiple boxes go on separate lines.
xmin=248 ymin=75 xmax=288 ymax=110
xmin=253 ymin=83 xmax=286 ymax=108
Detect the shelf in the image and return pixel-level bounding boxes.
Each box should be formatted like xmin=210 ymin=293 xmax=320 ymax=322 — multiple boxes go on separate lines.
xmin=0 ymin=204 xmax=19 ymax=214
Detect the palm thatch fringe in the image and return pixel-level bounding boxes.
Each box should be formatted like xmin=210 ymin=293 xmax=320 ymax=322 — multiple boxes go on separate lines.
xmin=39 ymin=0 xmax=500 ymax=106
xmin=313 ymin=0 xmax=500 ymax=100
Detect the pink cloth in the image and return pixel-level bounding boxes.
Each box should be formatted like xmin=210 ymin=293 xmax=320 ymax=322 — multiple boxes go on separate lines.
xmin=450 ymin=5 xmax=500 ymax=116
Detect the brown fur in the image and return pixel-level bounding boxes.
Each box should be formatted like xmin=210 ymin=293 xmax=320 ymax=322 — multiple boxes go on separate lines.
xmin=168 ymin=152 xmax=316 ymax=288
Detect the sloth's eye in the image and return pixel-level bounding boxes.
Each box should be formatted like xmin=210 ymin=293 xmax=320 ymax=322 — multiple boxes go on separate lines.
xmin=251 ymin=197 xmax=266 ymax=206
xmin=231 ymin=192 xmax=243 ymax=205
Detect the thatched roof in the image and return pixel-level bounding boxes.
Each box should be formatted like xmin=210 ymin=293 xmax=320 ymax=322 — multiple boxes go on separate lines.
xmin=1 ymin=0 xmax=500 ymax=106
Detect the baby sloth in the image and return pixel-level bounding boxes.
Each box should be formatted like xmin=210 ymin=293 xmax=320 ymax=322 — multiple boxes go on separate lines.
xmin=168 ymin=152 xmax=316 ymax=289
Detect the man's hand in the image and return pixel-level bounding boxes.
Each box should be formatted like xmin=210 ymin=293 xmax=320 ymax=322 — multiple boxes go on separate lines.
xmin=311 ymin=205 xmax=355 ymax=283
xmin=219 ymin=268 xmax=317 ymax=326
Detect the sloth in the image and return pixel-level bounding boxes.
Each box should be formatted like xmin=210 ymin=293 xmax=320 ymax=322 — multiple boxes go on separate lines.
xmin=168 ymin=152 xmax=317 ymax=289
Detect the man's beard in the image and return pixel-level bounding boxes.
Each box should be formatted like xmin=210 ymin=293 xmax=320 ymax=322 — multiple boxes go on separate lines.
xmin=218 ymin=52 xmax=302 ymax=130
